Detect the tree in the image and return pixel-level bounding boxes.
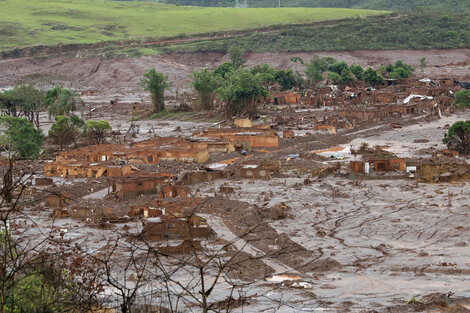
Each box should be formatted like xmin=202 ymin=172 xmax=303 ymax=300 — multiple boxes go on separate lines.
xmin=290 ymin=56 xmax=305 ymax=65
xmin=213 ymin=62 xmax=236 ymax=79
xmin=139 ymin=69 xmax=173 ymax=113
xmin=0 ymin=86 xmax=45 ymax=128
xmin=327 ymin=71 xmax=342 ymax=85
xmin=304 ymin=55 xmax=336 ymax=87
xmin=419 ymin=57 xmax=427 ymax=74
xmin=228 ymin=45 xmax=244 ymax=69
xmin=362 ymin=68 xmax=384 ymax=86
xmin=45 ymin=86 xmax=83 ymax=118
xmin=0 ymin=90 xmax=19 ymax=117
xmin=48 ymin=115 xmax=84 ymax=150
xmin=350 ymin=64 xmax=364 ymax=81
xmin=443 ymin=120 xmax=470 ymax=154
xmin=453 ymin=90 xmax=470 ymax=108
xmin=217 ymin=68 xmax=267 ymax=118
xmin=0 ymin=116 xmax=43 ymax=202
xmin=275 ymin=69 xmax=297 ymax=91
xmin=0 ymin=174 xmax=103 ymax=312
xmin=379 ymin=60 xmax=414 ymax=79
xmin=340 ymin=68 xmax=354 ymax=85
xmin=327 ymin=61 xmax=349 ymax=75
xmin=250 ymin=64 xmax=276 ymax=85
xmin=191 ymin=69 xmax=219 ymax=110
xmin=83 ymin=120 xmax=112 ymax=145
xmin=0 ymin=116 xmax=43 ymax=160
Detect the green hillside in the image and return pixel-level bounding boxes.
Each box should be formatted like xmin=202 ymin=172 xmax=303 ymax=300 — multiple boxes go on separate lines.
xmin=0 ymin=0 xmax=387 ymax=51
xmin=157 ymin=0 xmax=469 ymax=12
xmin=158 ymin=9 xmax=470 ymax=54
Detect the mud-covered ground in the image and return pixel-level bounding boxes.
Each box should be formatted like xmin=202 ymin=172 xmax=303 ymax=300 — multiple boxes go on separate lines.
xmin=20 ymin=109 xmax=469 ymax=312
xmin=4 ymin=49 xmax=470 ymax=312
xmin=190 ymin=113 xmax=470 ymax=312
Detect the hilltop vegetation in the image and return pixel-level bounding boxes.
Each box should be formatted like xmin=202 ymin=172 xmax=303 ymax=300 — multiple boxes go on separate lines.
xmin=159 ymin=9 xmax=470 ymax=54
xmin=157 ymin=0 xmax=469 ymax=12
xmin=0 ymin=0 xmax=385 ymax=51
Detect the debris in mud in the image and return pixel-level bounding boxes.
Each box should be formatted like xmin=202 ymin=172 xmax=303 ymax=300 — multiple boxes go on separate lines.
xmin=208 ymin=296 xmax=251 ymax=311
xmin=266 ymin=274 xmax=302 ymax=282
xmin=402 ymin=293 xmax=470 ymax=313
xmin=413 ymin=138 xmax=429 ymax=143
xmin=256 ymin=202 xmax=293 ymax=220
xmin=301 ymin=258 xmax=342 ymax=272
xmin=282 ymin=280 xmax=314 ymax=289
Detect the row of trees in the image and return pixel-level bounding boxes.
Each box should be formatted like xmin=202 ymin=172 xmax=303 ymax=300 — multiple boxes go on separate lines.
xmin=293 ymin=56 xmax=414 ymax=86
xmin=140 ymin=47 xmax=270 ymax=117
xmin=48 ymin=115 xmax=111 ymax=150
xmin=141 ymin=48 xmax=416 ymax=118
xmin=0 ymin=85 xmax=83 ymax=128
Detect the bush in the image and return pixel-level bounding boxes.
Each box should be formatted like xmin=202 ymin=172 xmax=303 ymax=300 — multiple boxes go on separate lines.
xmin=83 ymin=120 xmax=112 ymax=145
xmin=453 ymin=90 xmax=470 ymax=108
xmin=443 ymin=120 xmax=470 ymax=154
xmin=48 ymin=115 xmax=84 ymax=150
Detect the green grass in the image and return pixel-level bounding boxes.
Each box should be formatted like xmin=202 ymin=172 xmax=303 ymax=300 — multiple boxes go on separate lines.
xmin=0 ymin=0 xmax=387 ymax=51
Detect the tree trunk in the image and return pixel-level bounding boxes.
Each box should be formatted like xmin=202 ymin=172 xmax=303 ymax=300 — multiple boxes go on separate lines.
xmin=1 ymin=158 xmax=13 ymax=203
xmin=35 ymin=111 xmax=40 ymax=128
xmin=224 ymin=100 xmax=234 ymax=119
xmin=200 ymin=91 xmax=213 ymax=110
xmin=153 ymin=94 xmax=165 ymax=113
xmin=151 ymin=94 xmax=160 ymax=113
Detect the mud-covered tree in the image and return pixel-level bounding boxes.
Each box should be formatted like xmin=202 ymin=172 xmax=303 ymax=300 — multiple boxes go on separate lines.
xmin=83 ymin=120 xmax=112 ymax=145
xmin=191 ymin=69 xmax=219 ymax=110
xmin=217 ymin=68 xmax=267 ymax=118
xmin=443 ymin=120 xmax=470 ymax=154
xmin=0 ymin=116 xmax=43 ymax=202
xmin=48 ymin=115 xmax=84 ymax=150
xmin=139 ymin=69 xmax=173 ymax=113
xmin=97 ymin=237 xmax=151 ymax=313
xmin=453 ymin=90 xmax=470 ymax=108
xmin=45 ymin=86 xmax=83 ymax=118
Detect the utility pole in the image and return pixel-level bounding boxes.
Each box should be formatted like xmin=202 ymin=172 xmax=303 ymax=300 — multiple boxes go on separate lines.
xmin=278 ymin=0 xmax=280 ymax=8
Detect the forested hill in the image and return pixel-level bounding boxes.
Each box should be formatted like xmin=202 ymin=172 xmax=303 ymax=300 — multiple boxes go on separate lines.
xmin=156 ymin=0 xmax=469 ymax=12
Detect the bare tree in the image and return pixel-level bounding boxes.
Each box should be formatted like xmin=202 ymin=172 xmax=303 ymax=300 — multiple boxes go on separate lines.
xmin=0 ymin=161 xmax=103 ymax=313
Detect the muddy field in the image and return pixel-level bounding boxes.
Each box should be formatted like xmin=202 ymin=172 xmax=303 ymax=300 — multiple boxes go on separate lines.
xmin=16 ymin=108 xmax=470 ymax=312
xmin=3 ymin=49 xmax=470 ymax=312
xmin=0 ymin=49 xmax=469 ymax=100
xmin=191 ymin=113 xmax=470 ymax=311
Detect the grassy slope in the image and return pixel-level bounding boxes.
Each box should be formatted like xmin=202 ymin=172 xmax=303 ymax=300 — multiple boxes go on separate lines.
xmin=0 ymin=0 xmax=387 ymax=50
xmin=158 ymin=9 xmax=470 ymax=54
xmin=158 ymin=0 xmax=469 ymax=12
